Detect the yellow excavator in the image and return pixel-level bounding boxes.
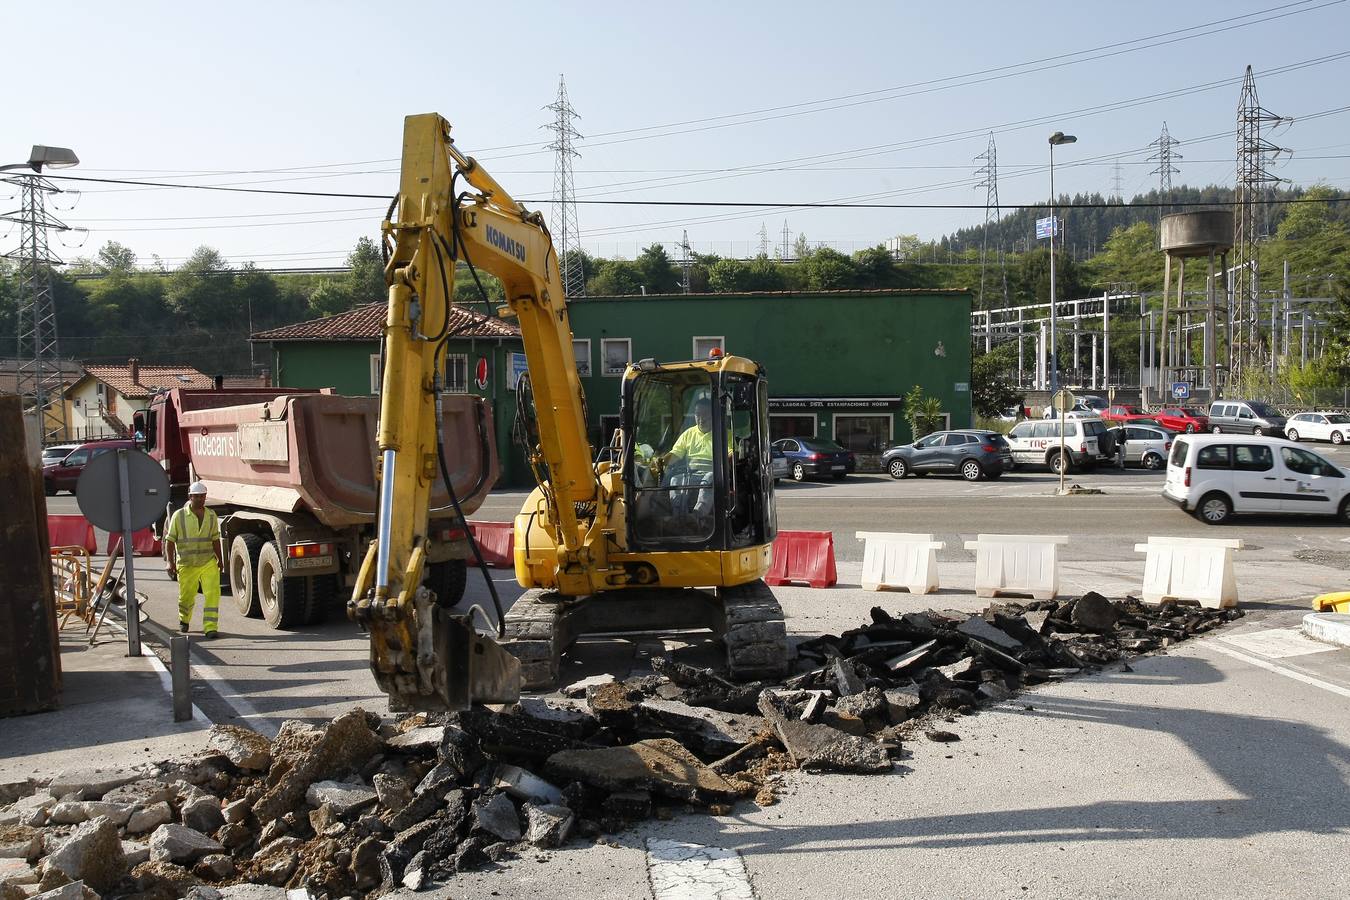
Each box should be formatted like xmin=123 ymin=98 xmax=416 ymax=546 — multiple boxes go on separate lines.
xmin=350 ymin=113 xmax=786 ymax=711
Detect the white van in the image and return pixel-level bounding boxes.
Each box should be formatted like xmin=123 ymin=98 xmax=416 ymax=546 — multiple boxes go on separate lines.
xmin=1163 ymin=434 xmax=1350 ymax=524
xmin=1006 ymin=416 xmax=1106 ymax=474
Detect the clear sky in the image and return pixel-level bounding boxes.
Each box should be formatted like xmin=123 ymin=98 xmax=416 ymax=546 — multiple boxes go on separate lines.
xmin=5 ymin=0 xmax=1348 ymax=269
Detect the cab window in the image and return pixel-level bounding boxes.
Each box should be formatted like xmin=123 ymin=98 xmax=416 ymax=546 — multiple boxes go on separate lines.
xmin=943 ymin=433 xmax=974 ymax=446
xmin=1062 ymin=422 xmax=1079 ymax=437
xmin=1170 ymin=439 xmax=1189 ymax=467
xmin=63 ymin=449 xmax=90 ymax=466
xmin=1232 ymin=445 xmax=1273 ymax=472
xmin=1031 ymin=423 xmax=1055 ymax=439
xmin=1009 ymin=423 xmax=1033 ymax=440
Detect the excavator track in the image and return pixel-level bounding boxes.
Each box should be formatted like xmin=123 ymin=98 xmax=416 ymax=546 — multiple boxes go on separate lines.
xmin=501 ymin=589 xmax=569 ymax=691
xmin=718 ymin=579 xmax=790 ymax=682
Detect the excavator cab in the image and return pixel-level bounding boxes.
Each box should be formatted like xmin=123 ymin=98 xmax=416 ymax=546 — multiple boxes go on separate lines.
xmin=623 ymin=356 xmax=776 ymax=552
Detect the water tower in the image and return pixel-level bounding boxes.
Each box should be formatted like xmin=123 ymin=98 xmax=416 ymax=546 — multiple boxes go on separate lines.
xmin=1158 ymin=210 xmax=1233 ymax=404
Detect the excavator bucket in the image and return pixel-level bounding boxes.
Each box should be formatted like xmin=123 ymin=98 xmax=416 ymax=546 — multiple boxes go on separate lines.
xmin=370 ymin=605 xmax=521 ymax=712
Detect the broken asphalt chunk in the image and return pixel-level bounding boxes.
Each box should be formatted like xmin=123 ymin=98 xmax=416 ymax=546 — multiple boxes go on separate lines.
xmin=545 ymin=739 xmax=740 ymax=803
xmin=757 ymin=693 xmax=891 ymax=774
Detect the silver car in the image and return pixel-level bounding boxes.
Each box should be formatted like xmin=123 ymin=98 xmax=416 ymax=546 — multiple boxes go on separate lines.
xmin=1108 ymin=424 xmax=1173 ymax=470
xmin=770 ymin=447 xmax=789 ymax=483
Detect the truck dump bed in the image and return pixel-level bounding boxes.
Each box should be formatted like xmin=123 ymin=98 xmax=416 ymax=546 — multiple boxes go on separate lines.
xmin=178 ymin=393 xmax=496 ymax=527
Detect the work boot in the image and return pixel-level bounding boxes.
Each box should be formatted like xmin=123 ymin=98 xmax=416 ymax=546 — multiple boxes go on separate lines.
xmin=204 ymin=631 xmax=217 ymax=641
xmin=179 ymin=621 xmax=190 ymax=633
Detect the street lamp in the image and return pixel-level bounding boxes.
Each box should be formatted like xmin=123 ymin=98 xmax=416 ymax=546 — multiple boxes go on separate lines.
xmin=1047 ymin=131 xmax=1076 ymax=392
xmin=0 ymin=144 xmax=79 ymax=173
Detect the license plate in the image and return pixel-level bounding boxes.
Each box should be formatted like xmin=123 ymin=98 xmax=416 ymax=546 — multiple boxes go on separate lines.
xmin=832 ymin=465 xmax=845 ymax=471
xmin=289 ymin=556 xmax=333 ymax=569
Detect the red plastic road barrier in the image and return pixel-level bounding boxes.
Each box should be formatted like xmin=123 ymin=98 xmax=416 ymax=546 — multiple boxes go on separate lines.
xmin=47 ymin=515 xmax=97 ymax=554
xmin=106 ymin=528 xmax=163 ymax=558
xmin=765 ymin=530 xmax=838 ymax=589
xmin=469 ymin=521 xmax=515 ymax=568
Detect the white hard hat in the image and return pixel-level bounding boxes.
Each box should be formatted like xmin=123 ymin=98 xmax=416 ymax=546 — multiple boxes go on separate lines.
xmin=188 ymin=481 xmax=208 ymax=496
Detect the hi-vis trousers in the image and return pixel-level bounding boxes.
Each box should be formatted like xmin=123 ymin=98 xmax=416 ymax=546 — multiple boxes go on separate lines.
xmin=178 ymin=563 xmax=221 ymax=634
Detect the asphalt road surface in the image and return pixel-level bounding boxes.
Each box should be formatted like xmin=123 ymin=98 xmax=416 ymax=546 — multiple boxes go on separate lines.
xmin=41 ymin=447 xmax=1350 ymax=899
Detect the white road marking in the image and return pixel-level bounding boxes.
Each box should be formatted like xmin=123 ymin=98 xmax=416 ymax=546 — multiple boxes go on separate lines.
xmin=647 ymin=839 xmax=755 ymax=900
xmin=1205 ymin=642 xmax=1350 ymax=699
xmin=1217 ymin=628 xmax=1339 ymax=659
xmin=188 ymin=658 xmax=281 ymax=737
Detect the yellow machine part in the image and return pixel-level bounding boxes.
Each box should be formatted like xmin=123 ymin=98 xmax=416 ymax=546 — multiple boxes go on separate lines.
xmin=1313 ymin=591 xmax=1350 ymax=613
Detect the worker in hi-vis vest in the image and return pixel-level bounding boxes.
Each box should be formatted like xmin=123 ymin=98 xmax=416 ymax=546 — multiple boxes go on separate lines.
xmin=165 ymin=481 xmax=223 ymax=638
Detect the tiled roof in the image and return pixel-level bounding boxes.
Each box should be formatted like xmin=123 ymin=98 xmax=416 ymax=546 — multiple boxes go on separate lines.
xmin=83 ymin=364 xmax=215 ymax=399
xmin=252 ymin=303 xmax=520 ymax=342
xmin=0 ymin=358 xmax=84 ymax=396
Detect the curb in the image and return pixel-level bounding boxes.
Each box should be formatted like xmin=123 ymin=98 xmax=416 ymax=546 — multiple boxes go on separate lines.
xmin=1302 ymin=612 xmax=1350 ymax=649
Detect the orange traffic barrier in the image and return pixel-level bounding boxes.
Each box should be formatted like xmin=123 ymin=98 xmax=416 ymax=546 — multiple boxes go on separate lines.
xmin=765 ymin=530 xmax=838 ymax=589
xmin=106 ymin=528 xmax=163 ymax=558
xmin=47 ymin=515 xmax=97 ymax=554
xmin=470 ymin=521 xmax=516 ymax=568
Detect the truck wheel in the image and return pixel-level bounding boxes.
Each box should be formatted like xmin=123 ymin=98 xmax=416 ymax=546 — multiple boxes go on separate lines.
xmin=257 ymin=541 xmax=306 ymax=629
xmin=1048 ymin=451 xmax=1070 ymax=475
xmin=427 ymin=559 xmax=468 ymax=609
xmin=303 ymin=574 xmax=339 ymax=625
xmin=230 ymin=534 xmax=265 ymax=617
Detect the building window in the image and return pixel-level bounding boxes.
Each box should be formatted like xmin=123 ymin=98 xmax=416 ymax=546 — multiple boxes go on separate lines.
xmin=601 ymin=338 xmax=631 ymax=376
xmin=770 ymin=414 xmax=815 ymax=442
xmin=692 ymin=336 xmax=724 ymax=360
xmin=445 ymin=354 xmax=469 ymax=393
xmin=598 ymin=414 xmax=621 ymax=450
xmin=573 ymin=339 xmax=591 ymax=377
xmin=834 ymin=414 xmax=893 ymax=453
xmin=370 ymin=354 xmax=382 ymax=394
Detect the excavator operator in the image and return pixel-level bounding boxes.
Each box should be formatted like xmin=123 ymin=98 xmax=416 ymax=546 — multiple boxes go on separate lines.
xmin=660 ymin=397 xmax=715 ymax=516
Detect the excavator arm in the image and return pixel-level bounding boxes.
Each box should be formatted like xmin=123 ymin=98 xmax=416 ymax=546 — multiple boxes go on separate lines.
xmin=350 ymin=113 xmax=603 ymax=709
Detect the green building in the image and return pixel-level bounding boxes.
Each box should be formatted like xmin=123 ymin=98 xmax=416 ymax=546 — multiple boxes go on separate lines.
xmin=255 ymin=289 xmax=970 ymax=480
xmin=568 ymin=290 xmax=972 ymax=471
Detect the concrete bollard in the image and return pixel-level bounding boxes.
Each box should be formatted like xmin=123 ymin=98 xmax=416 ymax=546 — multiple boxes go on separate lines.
xmin=170 ymin=635 xmax=192 ymax=722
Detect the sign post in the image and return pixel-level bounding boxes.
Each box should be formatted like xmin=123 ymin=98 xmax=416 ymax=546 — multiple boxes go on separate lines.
xmin=76 ymin=449 xmax=170 ymax=658
xmin=1052 ymin=389 xmax=1076 ymax=495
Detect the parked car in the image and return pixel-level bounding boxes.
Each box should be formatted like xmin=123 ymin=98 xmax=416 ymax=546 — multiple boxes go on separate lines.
xmin=1041 ymin=396 xmax=1106 ymax=418
xmin=1164 ymin=434 xmax=1350 ymax=524
xmin=1154 ymin=406 xmax=1209 ymax=433
xmin=771 ymin=437 xmax=856 ymax=481
xmin=40 ymin=443 xmax=80 ymax=466
xmin=882 ymin=430 xmax=1012 ymax=481
xmin=42 ymin=438 xmax=139 ymax=496
xmin=770 ymin=446 xmax=789 ymax=482
xmin=1005 ymin=417 xmax=1106 ymax=474
xmin=1285 ymin=412 xmax=1350 ymax=445
xmin=1102 ymin=404 xmax=1151 ymax=425
xmin=1208 ymin=399 xmax=1287 ymax=436
xmin=1106 ymin=424 xmax=1173 ymax=469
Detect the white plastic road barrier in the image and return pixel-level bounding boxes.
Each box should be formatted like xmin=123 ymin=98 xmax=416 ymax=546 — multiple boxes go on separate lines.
xmin=963 ymin=534 xmax=1069 ymax=601
xmin=1134 ymin=536 xmax=1242 ymax=609
xmin=857 ymin=532 xmax=946 ymax=595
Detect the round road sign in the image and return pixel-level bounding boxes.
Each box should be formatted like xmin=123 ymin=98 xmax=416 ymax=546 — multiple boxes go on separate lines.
xmin=76 ymin=448 xmax=171 ymax=533
xmin=1052 ymin=389 xmax=1077 ymax=413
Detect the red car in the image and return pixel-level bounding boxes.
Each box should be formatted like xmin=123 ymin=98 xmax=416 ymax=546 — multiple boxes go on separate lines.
xmin=43 ymin=438 xmax=139 ymax=496
xmin=1154 ymin=406 xmax=1209 ymax=433
xmin=1102 ymin=405 xmax=1151 ymax=425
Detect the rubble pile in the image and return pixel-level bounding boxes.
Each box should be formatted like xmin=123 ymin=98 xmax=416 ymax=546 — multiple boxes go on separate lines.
xmin=0 ymin=593 xmax=1240 ymax=900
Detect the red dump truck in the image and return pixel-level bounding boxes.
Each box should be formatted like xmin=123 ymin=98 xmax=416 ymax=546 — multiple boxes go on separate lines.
xmin=134 ymin=388 xmax=497 ymax=629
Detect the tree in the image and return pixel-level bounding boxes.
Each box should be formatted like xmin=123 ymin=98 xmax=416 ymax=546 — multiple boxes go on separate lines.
xmin=744 ymin=255 xmax=785 ymax=291
xmin=800 ymin=247 xmax=855 ymax=290
xmin=308 ymin=281 xmax=354 ymax=317
xmin=904 ymin=384 xmax=944 ymax=439
xmin=634 ymin=245 xmax=678 ymax=293
xmin=587 ymin=259 xmax=642 ymax=296
xmin=853 ymin=245 xmax=894 ymax=287
xmin=970 ymin=347 xmax=1021 ymax=417
xmin=707 ymin=258 xmax=750 ymax=293
xmin=1085 ymin=221 xmax=1161 ymax=292
xmin=345 ymin=237 xmax=384 ymax=303
xmin=96 ymin=241 xmax=138 ymax=274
